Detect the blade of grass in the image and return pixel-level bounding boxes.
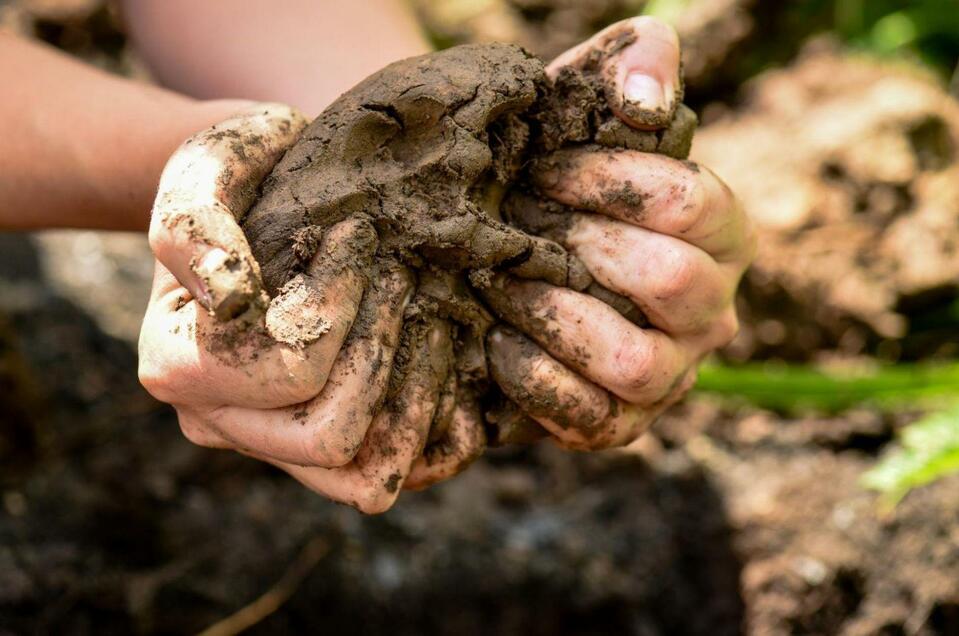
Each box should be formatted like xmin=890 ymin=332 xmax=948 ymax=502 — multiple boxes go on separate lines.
xmin=695 ymin=362 xmax=959 ymax=413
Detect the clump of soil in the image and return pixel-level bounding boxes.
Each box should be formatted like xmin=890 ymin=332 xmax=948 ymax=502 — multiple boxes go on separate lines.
xmin=693 ymin=42 xmax=959 ymax=362
xmin=241 ymin=40 xmax=695 ymax=444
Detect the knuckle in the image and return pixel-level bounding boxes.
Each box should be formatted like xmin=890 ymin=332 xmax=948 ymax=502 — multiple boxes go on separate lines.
xmin=354 ymin=484 xmax=400 ymax=515
xmin=146 ymin=216 xmax=172 ymax=256
xmin=177 ymin=416 xmax=222 ymax=449
xmin=306 ymin=425 xmax=362 ymax=468
xmin=613 ymin=336 xmax=657 ymax=393
xmin=648 ymin=248 xmax=697 ymax=303
xmin=274 ymin=358 xmax=329 ymax=404
xmin=709 ymin=309 xmax=741 ymax=349
xmin=137 ymin=358 xmax=177 ymax=404
xmin=148 ymin=208 xmax=190 ymax=250
xmin=276 ymin=383 xmax=322 ymax=408
xmin=674 ymin=170 xmax=708 ymax=235
xmin=557 ymin=424 xmax=616 ymax=451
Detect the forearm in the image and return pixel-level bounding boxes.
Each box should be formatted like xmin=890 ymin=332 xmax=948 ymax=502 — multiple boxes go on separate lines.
xmin=0 ymin=34 xmax=246 ymax=231
xmin=122 ymin=0 xmax=431 ymax=117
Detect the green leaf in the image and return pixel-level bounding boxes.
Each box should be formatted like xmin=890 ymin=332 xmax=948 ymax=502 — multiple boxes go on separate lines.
xmin=642 ymin=0 xmax=692 ymax=24
xmin=870 ymin=11 xmax=919 ymax=52
xmin=861 ymin=405 xmax=959 ymax=507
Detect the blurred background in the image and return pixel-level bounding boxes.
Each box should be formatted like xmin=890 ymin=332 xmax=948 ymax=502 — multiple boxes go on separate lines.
xmin=1 ymin=0 xmax=958 ymax=634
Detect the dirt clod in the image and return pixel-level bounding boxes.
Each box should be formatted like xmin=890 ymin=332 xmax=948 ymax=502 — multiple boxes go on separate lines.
xmin=240 ymin=42 xmax=695 ymax=442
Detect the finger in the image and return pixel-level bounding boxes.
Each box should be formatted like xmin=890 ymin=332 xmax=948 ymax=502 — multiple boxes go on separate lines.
xmin=487 ymin=327 xmax=652 ymax=450
xmin=405 ymin=389 xmax=487 ymax=490
xmin=173 ymin=407 xmax=233 ymax=450
xmin=139 ymin=217 xmax=375 ymax=409
xmin=532 ymin=149 xmax=753 ymax=262
xmin=195 ymin=261 xmax=414 ymax=467
xmin=564 ymin=215 xmax=742 ymax=341
xmin=259 ymin=319 xmax=451 ymax=514
xmin=149 ymin=103 xmax=308 ymax=319
xmin=478 ymin=275 xmax=691 ymax=405
xmin=547 ymin=16 xmax=682 ymax=129
xmin=522 ymin=207 xmax=740 ymax=338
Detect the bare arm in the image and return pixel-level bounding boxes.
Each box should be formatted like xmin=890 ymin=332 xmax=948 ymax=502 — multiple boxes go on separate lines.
xmin=121 ymin=0 xmax=431 ymax=117
xmin=0 ymin=34 xmax=247 ymax=231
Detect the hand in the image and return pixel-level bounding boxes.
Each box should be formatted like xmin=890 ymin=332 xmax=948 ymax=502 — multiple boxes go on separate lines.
xmin=138 ymin=104 xmax=481 ymax=513
xmin=481 ymin=17 xmax=756 ymax=450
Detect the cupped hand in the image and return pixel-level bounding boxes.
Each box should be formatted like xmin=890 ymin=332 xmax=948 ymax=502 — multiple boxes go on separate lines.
xmin=138 ymin=104 xmax=482 ymax=513
xmin=481 ymin=17 xmax=757 ymax=451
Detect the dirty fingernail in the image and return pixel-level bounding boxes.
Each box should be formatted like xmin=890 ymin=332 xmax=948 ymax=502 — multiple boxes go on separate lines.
xmin=181 ymin=259 xmax=215 ymax=310
xmin=624 ymin=73 xmax=666 ymax=111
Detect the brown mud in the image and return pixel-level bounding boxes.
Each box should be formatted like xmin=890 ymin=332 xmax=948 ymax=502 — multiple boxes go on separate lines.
xmin=240 ymin=39 xmax=694 ymax=445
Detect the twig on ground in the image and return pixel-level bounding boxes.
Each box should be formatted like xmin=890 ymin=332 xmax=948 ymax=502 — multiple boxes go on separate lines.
xmin=196 ymin=537 xmax=330 ymax=636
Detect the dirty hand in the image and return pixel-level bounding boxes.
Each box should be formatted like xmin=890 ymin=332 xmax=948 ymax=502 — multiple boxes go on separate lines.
xmin=139 ymin=104 xmax=477 ymax=513
xmin=481 ymin=17 xmax=756 ymax=450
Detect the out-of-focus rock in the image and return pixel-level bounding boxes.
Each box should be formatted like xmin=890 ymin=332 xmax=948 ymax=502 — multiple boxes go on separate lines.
xmin=0 ymin=0 xmax=148 ymax=78
xmin=694 ymin=43 xmax=959 ymax=361
xmin=663 ymin=0 xmax=755 ymax=89
xmin=413 ymin=0 xmax=647 ymax=61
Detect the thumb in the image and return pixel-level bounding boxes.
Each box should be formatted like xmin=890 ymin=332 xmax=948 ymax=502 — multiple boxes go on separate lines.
xmin=547 ymin=16 xmax=682 ymax=130
xmin=149 ymin=103 xmax=308 ymax=320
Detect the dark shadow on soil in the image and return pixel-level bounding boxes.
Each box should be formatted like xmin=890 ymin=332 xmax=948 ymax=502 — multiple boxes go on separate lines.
xmin=0 ymin=234 xmax=744 ymax=635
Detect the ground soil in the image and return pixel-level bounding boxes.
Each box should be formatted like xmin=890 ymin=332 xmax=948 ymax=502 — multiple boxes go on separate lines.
xmin=1 ymin=1 xmax=958 ymax=634
xmin=2 ymin=234 xmax=957 ymax=635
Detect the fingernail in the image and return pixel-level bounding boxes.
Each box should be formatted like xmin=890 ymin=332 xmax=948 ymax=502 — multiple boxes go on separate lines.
xmin=624 ymin=73 xmax=667 ymax=111
xmin=190 ymin=247 xmax=229 ymax=311
xmin=183 ymin=267 xmax=215 ymax=310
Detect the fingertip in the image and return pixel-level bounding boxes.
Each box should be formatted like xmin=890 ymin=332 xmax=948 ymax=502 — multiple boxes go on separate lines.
xmin=605 ymin=18 xmax=683 ymax=130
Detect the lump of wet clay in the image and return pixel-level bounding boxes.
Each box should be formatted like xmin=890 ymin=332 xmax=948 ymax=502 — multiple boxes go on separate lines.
xmin=242 ymin=42 xmax=695 ymax=447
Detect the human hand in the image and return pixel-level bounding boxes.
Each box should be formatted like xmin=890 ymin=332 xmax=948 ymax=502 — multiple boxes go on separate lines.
xmin=138 ymin=104 xmax=482 ymax=513
xmin=481 ymin=17 xmax=757 ymax=450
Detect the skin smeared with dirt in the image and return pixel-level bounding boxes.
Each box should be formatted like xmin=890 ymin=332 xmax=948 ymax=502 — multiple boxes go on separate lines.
xmin=239 ymin=40 xmax=695 ymax=448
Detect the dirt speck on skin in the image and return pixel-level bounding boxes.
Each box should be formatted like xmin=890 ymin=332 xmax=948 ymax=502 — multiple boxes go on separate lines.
xmin=240 ymin=42 xmax=695 ymax=442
